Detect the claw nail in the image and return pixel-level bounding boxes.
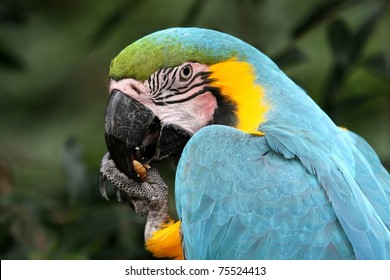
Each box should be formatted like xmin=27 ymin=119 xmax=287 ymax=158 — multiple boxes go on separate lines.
xmin=101 ymin=152 xmax=111 ymax=163
xmin=99 ymin=172 xmax=110 ymax=201
xmin=115 ymin=189 xmax=122 ymax=202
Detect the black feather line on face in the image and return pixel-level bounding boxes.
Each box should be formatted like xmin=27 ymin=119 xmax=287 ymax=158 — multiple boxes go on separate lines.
xmin=153 ymin=87 xmax=212 ymax=105
xmin=176 ymin=71 xmax=211 ymax=90
xmin=154 ymin=79 xmax=211 ymax=102
xmin=150 ymin=67 xmax=211 ymax=100
xmin=152 ymin=68 xmax=178 ymax=99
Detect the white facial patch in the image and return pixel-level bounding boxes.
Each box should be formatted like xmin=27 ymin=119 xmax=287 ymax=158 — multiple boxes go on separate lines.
xmin=109 ymin=62 xmax=218 ymax=135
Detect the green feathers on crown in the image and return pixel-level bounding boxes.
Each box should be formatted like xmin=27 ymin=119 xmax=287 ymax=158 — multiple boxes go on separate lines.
xmin=109 ymin=28 xmax=240 ymax=81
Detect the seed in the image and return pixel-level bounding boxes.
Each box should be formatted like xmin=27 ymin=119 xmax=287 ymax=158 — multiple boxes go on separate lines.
xmin=132 ymin=159 xmax=147 ymax=180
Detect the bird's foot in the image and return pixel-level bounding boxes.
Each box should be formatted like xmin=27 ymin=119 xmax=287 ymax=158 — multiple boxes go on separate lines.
xmin=99 ymin=152 xmax=170 ymax=240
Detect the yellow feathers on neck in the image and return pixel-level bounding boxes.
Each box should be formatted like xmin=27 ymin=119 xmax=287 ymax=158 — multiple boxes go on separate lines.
xmin=209 ymin=59 xmax=268 ymax=134
xmin=145 ymin=220 xmax=184 ymax=260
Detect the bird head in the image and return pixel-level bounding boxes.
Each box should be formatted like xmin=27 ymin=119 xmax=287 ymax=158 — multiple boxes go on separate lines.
xmin=105 ymin=27 xmax=271 ymax=179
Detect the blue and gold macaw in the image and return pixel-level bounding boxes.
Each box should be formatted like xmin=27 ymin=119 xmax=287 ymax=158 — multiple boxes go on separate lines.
xmin=99 ymin=27 xmax=390 ymax=260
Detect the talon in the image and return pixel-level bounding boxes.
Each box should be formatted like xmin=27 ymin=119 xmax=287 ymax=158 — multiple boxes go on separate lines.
xmin=99 ymin=152 xmax=112 ymax=201
xmin=99 ymin=172 xmax=110 ymax=201
xmin=115 ymin=189 xmax=122 ymax=202
xmin=101 ymin=152 xmax=111 ymax=164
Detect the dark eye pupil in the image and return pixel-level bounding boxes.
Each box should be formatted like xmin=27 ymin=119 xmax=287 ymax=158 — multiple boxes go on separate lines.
xmin=182 ymin=66 xmax=190 ymax=76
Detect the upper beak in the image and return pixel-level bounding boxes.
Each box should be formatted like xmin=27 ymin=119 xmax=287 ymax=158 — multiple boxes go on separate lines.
xmin=104 ymin=89 xmax=191 ymax=180
xmin=105 ymin=89 xmax=155 ymax=179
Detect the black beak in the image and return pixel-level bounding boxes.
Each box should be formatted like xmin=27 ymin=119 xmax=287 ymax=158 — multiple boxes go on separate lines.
xmin=104 ymin=90 xmax=155 ymax=179
xmin=104 ymin=90 xmax=191 ymax=180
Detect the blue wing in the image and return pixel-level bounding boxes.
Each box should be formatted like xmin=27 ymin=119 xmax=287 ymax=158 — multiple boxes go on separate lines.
xmin=261 ymin=117 xmax=390 ymax=259
xmin=342 ymin=129 xmax=390 ymax=217
xmin=175 ymin=125 xmax=356 ymax=259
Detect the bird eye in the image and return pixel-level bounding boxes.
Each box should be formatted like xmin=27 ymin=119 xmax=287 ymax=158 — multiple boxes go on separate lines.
xmin=179 ymin=64 xmax=192 ymax=81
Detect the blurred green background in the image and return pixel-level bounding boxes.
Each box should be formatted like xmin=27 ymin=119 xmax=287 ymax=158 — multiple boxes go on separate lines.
xmin=0 ymin=0 xmax=389 ymax=259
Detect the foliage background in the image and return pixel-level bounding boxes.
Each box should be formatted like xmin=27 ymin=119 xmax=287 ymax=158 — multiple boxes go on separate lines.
xmin=0 ymin=0 xmax=389 ymax=259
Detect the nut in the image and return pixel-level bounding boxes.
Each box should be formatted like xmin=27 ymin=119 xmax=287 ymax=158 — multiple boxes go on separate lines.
xmin=132 ymin=159 xmax=148 ymax=180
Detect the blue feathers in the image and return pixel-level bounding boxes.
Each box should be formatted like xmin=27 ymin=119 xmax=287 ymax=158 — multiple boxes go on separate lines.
xmin=176 ymin=124 xmax=390 ymax=259
xmin=261 ymin=117 xmax=390 ymax=259
xmin=176 ymin=125 xmax=360 ymax=259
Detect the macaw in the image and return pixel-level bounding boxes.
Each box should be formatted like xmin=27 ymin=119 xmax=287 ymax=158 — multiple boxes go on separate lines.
xmin=99 ymin=27 xmax=390 ymax=260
